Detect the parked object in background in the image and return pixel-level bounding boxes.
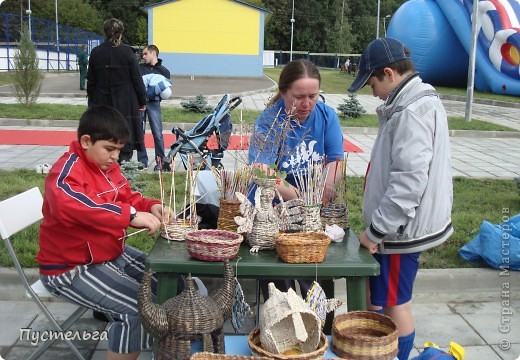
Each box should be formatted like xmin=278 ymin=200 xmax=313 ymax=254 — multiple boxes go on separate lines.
xmin=459 ymin=213 xmax=520 ymax=270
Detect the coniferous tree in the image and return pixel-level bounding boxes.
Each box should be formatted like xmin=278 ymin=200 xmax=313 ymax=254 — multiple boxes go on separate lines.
xmin=13 ymin=26 xmax=43 ymax=107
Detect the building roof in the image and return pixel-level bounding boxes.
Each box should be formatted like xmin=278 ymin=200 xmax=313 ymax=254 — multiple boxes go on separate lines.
xmin=142 ymin=0 xmax=271 ymax=14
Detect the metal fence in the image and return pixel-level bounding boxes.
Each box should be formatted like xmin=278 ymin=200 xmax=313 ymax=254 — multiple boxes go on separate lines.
xmin=0 ymin=12 xmax=103 ymax=71
xmin=270 ymin=50 xmax=361 ymax=70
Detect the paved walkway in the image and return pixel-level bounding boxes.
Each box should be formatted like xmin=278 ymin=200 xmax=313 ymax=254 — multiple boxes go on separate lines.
xmin=1 ymin=91 xmax=520 ymax=178
xmin=0 ymin=73 xmax=519 ymax=360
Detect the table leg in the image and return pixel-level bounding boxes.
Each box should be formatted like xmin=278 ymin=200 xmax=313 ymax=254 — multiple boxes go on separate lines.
xmin=346 ymin=276 xmax=367 ymax=311
xmin=157 ymin=273 xmax=178 ymax=304
xmin=322 ymin=279 xmax=334 ymax=335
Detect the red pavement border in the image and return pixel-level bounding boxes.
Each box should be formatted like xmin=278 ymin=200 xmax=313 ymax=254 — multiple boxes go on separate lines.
xmin=0 ymin=129 xmax=363 ymax=153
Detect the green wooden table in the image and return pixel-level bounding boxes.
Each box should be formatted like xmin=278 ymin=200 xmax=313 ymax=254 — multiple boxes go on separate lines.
xmin=146 ymin=229 xmax=379 ymax=324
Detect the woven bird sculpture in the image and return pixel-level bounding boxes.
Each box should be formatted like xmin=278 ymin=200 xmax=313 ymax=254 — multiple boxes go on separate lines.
xmin=138 ymin=261 xmax=235 ymax=360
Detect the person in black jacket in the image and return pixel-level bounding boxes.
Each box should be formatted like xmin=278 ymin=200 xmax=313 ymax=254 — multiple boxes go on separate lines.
xmin=86 ymin=18 xmax=147 ymax=164
xmin=137 ymin=45 xmax=172 ymax=171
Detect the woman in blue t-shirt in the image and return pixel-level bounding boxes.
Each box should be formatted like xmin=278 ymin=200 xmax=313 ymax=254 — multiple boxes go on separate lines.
xmin=248 ymin=59 xmax=345 ymax=299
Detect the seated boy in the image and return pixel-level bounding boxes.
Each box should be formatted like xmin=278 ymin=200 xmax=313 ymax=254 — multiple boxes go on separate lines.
xmin=37 ymin=105 xmax=173 ymax=360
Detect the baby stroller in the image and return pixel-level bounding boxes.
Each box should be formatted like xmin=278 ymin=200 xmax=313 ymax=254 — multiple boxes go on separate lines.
xmin=166 ymin=94 xmax=242 ymax=170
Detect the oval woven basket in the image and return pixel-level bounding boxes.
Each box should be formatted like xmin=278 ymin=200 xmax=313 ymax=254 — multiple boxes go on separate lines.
xmin=185 ymin=229 xmax=242 ymax=262
xmin=161 ymin=216 xmax=201 ymax=242
xmin=331 ymin=311 xmax=398 ymax=360
xmin=248 ymin=327 xmax=328 ymax=360
xmin=275 ymin=232 xmax=331 ymax=263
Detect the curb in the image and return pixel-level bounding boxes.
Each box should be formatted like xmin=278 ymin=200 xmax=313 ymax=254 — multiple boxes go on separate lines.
xmin=1 ymin=267 xmax=517 ymax=303
xmin=439 ymin=93 xmax=520 ymax=109
xmin=1 ymin=119 xmax=519 ymax=139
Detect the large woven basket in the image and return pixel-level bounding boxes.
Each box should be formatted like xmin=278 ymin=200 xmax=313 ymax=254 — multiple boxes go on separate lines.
xmin=248 ymin=327 xmax=328 ymax=360
xmin=190 ymin=352 xmax=270 ymax=359
xmin=331 ymin=311 xmax=398 ymax=360
xmin=217 ymin=198 xmax=241 ymax=233
xmin=275 ymin=232 xmax=331 ymax=263
xmin=185 ymin=229 xmax=242 ymax=262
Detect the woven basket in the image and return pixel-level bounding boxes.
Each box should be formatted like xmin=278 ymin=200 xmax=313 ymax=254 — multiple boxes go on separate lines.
xmin=275 ymin=232 xmax=331 ymax=263
xmin=331 ymin=311 xmax=398 ymax=360
xmin=248 ymin=327 xmax=328 ymax=360
xmin=253 ymin=177 xmax=277 ymax=188
xmin=217 ymin=198 xmax=241 ymax=233
xmin=321 ymin=203 xmax=350 ymax=229
xmin=185 ymin=230 xmax=242 ymax=262
xmin=190 ymin=352 xmax=270 ymax=360
xmin=302 ymin=205 xmax=323 ymax=232
xmin=161 ymin=216 xmax=201 ymax=242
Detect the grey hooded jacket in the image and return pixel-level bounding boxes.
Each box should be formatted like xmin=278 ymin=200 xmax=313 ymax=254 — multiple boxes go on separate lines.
xmin=363 ymin=74 xmax=453 ymax=254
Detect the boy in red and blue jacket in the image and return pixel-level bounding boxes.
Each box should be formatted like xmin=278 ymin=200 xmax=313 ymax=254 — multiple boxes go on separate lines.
xmin=37 ymin=105 xmax=173 ymax=360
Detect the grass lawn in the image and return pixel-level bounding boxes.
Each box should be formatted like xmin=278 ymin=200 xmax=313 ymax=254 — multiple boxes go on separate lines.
xmin=264 ymin=67 xmax=520 ymax=104
xmin=1 ymin=169 xmax=518 ymax=269
xmin=0 ymin=101 xmax=515 ymax=132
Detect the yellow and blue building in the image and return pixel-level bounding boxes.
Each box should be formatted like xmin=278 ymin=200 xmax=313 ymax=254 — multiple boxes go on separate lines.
xmin=142 ymin=0 xmax=270 ymax=77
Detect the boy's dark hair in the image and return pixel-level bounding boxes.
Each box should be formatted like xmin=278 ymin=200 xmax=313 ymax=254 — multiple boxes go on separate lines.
xmin=77 ymin=105 xmax=130 ymax=144
xmin=372 ymin=49 xmax=415 ymax=81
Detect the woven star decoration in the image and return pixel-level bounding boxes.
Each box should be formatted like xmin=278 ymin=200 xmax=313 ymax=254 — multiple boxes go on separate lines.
xmin=305 ymin=281 xmax=343 ymax=327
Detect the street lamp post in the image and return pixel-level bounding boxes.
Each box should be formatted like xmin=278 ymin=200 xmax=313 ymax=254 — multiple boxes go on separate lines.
xmin=383 ymin=15 xmax=391 ymax=37
xmin=376 ymin=0 xmax=381 ymax=38
xmin=290 ymin=0 xmax=295 ymax=61
xmin=26 ymin=0 xmax=32 ymax=40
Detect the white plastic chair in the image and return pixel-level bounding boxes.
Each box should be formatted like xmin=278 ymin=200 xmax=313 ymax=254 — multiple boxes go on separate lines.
xmin=0 ymin=187 xmax=88 ymax=360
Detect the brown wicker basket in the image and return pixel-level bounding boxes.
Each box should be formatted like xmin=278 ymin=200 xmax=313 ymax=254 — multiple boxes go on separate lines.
xmin=185 ymin=229 xmax=243 ymax=262
xmin=161 ymin=216 xmax=201 ymax=242
xmin=217 ymin=198 xmax=241 ymax=233
xmin=248 ymin=327 xmax=328 ymax=360
xmin=275 ymin=232 xmax=331 ymax=263
xmin=190 ymin=352 xmax=270 ymax=360
xmin=331 ymin=311 xmax=398 ymax=360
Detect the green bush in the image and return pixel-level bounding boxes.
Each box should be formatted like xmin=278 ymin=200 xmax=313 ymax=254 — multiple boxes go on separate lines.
xmin=180 ymin=94 xmax=213 ymax=113
xmin=337 ymin=93 xmax=366 ymax=119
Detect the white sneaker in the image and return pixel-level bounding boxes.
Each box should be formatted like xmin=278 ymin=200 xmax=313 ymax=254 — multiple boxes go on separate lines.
xmin=35 ymin=163 xmax=52 ymax=174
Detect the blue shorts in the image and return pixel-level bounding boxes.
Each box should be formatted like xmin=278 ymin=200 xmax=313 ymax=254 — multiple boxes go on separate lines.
xmin=369 ymin=252 xmax=420 ymax=307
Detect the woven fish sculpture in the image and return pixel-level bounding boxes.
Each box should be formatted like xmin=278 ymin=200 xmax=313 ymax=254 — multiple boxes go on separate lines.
xmin=305 ymin=281 xmax=343 ymax=327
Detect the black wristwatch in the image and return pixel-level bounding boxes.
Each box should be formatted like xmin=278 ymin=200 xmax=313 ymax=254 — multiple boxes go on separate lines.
xmin=130 ymin=206 xmax=137 ymax=222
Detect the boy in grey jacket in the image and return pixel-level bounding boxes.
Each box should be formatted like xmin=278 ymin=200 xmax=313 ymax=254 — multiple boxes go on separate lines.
xmin=348 ymin=38 xmax=453 ymax=360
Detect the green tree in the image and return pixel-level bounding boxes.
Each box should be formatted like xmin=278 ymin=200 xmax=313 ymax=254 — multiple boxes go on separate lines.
xmin=88 ymin=0 xmax=149 ymax=45
xmin=0 ymin=0 xmax=103 ymax=34
xmin=13 ymin=26 xmax=43 ymax=107
xmin=262 ymin=0 xmax=352 ymax=53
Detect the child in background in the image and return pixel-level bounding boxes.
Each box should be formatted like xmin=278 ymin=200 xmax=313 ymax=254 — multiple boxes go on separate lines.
xmin=348 ymin=38 xmax=453 ymax=360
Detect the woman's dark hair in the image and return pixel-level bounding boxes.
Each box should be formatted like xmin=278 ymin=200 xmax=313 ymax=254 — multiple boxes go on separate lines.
xmin=267 ymin=59 xmax=321 ymax=106
xmin=78 ymin=105 xmax=130 ymax=145
xmin=103 ymin=18 xmax=124 ymax=46
xmin=372 ymin=47 xmax=414 ymax=80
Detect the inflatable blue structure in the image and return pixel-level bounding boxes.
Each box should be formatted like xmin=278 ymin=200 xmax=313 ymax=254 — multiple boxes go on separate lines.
xmin=387 ymin=0 xmax=520 ymax=96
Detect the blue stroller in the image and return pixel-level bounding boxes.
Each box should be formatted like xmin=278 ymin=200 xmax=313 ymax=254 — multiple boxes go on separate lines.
xmin=167 ymin=94 xmax=242 ymax=169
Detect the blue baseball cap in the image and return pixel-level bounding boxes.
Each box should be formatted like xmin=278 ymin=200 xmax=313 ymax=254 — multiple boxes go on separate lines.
xmin=348 ymin=38 xmax=409 ymax=92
